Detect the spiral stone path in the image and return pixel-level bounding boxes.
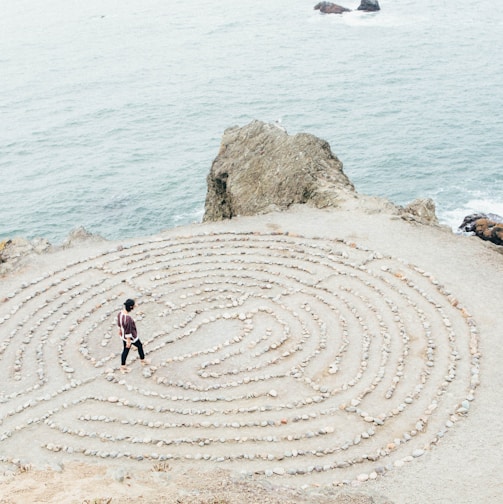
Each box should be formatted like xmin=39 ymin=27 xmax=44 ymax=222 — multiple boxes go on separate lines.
xmin=0 ymin=229 xmax=480 ymax=487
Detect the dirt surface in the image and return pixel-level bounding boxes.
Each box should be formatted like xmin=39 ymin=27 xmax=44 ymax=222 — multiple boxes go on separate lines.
xmin=1 ymin=199 xmax=502 ymax=503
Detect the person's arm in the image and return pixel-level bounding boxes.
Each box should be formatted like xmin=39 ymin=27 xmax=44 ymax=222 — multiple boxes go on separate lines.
xmin=123 ymin=315 xmax=134 ymax=347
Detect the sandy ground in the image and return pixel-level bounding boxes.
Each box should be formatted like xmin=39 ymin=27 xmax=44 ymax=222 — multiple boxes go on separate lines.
xmin=0 ymin=196 xmax=502 ymax=503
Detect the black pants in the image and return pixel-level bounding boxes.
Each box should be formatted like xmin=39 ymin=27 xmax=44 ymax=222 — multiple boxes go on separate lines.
xmin=121 ymin=339 xmax=145 ymax=365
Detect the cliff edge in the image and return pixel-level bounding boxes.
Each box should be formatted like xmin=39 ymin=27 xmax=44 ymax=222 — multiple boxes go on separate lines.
xmin=204 ymin=120 xmax=439 ymax=228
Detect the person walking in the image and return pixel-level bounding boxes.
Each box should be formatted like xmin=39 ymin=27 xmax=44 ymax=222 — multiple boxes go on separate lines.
xmin=117 ymin=298 xmax=147 ymax=372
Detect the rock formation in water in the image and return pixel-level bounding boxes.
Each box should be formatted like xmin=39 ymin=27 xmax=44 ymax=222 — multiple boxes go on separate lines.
xmin=459 ymin=213 xmax=503 ymax=246
xmin=357 ymin=0 xmax=380 ymax=12
xmin=314 ymin=1 xmax=380 ymax=14
xmin=459 ymin=212 xmax=503 ymax=232
xmin=203 ymin=120 xmax=355 ymax=222
xmin=472 ymin=219 xmax=503 ymax=245
xmin=314 ymin=2 xmax=351 ymax=14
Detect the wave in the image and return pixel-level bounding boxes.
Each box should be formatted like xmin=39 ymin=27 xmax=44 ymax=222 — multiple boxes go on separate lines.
xmin=440 ymin=198 xmax=503 ymax=232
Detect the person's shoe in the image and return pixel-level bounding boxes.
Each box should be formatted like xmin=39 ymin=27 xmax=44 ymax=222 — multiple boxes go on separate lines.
xmin=120 ymin=365 xmax=130 ymax=373
xmin=140 ymin=359 xmax=150 ymax=366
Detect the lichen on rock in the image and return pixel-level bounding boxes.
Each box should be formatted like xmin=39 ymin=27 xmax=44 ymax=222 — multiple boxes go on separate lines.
xmin=400 ymin=198 xmax=439 ymax=226
xmin=458 ymin=212 xmax=503 ymax=246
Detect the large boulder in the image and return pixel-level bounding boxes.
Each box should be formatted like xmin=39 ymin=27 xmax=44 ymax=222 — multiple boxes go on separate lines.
xmin=314 ymin=2 xmax=351 ymax=14
xmin=459 ymin=213 xmax=503 ymax=246
xmin=357 ymin=0 xmax=380 ymax=12
xmin=203 ymin=120 xmax=355 ymax=222
xmin=458 ymin=212 xmax=503 ymax=233
xmin=472 ymin=219 xmax=503 ymax=245
xmin=400 ymin=198 xmax=439 ymax=226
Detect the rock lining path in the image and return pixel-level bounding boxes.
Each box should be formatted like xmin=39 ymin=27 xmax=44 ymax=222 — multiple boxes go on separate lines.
xmin=0 ymin=229 xmax=480 ymax=488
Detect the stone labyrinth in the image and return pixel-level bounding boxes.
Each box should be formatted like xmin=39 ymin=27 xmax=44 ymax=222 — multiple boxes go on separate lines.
xmin=0 ymin=231 xmax=480 ymax=486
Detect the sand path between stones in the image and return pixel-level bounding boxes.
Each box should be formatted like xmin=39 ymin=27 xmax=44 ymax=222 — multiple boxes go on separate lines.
xmin=0 ymin=200 xmax=502 ymax=503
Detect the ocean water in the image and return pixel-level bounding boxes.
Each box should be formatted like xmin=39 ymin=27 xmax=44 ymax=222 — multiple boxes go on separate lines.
xmin=1 ymin=0 xmax=502 ymax=244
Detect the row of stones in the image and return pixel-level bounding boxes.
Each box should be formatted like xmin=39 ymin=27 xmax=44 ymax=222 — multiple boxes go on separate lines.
xmin=1 ymin=275 xmax=125 ymax=394
xmin=110 ymin=248 xmax=398 ymax=390
xmin=0 ymin=372 xmax=471 ymax=459
xmin=0 ymin=231 xmax=480 ymax=484
xmin=0 ymin=232 xmax=363 ymax=370
xmin=86 ymin=242 xmax=376 ymax=392
xmin=0 ymin=232 xmax=476 ymax=434
xmin=2 ymin=298 xmax=476 ymax=436
xmin=0 ymin=251 xmax=373 ymax=409
xmin=32 ymin=398 xmax=463 ymax=484
xmin=96 ymin=239 xmax=479 ymax=479
xmin=110 ymin=264 xmax=451 ymax=416
xmin=0 ymin=234 xmax=380 ymax=418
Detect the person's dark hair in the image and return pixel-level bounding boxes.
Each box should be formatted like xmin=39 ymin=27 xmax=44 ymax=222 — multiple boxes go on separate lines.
xmin=124 ymin=299 xmax=135 ymax=312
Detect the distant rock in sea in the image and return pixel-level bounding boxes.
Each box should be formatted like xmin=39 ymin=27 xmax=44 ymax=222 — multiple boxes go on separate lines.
xmin=314 ymin=1 xmax=380 ymax=14
xmin=357 ymin=0 xmax=381 ymax=12
xmin=314 ymin=2 xmax=351 ymax=14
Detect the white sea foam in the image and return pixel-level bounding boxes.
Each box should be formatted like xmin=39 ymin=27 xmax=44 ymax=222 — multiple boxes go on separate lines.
xmin=441 ymin=198 xmax=503 ymax=232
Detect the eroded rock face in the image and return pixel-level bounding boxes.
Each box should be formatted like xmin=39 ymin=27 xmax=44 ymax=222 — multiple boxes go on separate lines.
xmin=314 ymin=2 xmax=351 ymax=14
xmin=203 ymin=120 xmax=355 ymax=222
xmin=401 ymin=198 xmax=439 ymax=226
xmin=458 ymin=213 xmax=503 ymax=246
xmin=62 ymin=226 xmax=104 ymax=249
xmin=472 ymin=219 xmax=503 ymax=245
xmin=458 ymin=213 xmax=503 ymax=233
xmin=0 ymin=227 xmax=105 ymax=275
xmin=357 ymin=0 xmax=380 ymax=12
xmin=0 ymin=237 xmax=52 ymax=275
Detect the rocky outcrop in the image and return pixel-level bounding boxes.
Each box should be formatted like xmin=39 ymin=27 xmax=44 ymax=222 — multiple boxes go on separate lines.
xmin=472 ymin=219 xmax=503 ymax=245
xmin=357 ymin=0 xmax=380 ymax=12
xmin=314 ymin=1 xmax=380 ymax=14
xmin=62 ymin=226 xmax=104 ymax=249
xmin=0 ymin=237 xmax=52 ymax=275
xmin=314 ymin=2 xmax=351 ymax=14
xmin=400 ymin=198 xmax=439 ymax=226
xmin=459 ymin=213 xmax=503 ymax=246
xmin=458 ymin=213 xmax=503 ymax=233
xmin=0 ymin=227 xmax=105 ymax=276
xmin=203 ymin=120 xmax=355 ymax=222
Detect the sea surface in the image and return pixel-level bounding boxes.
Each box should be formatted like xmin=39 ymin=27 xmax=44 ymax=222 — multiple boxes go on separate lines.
xmin=1 ymin=0 xmax=502 ymax=244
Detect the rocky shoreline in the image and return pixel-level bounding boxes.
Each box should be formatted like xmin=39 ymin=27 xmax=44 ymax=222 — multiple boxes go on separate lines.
xmin=2 ymin=120 xmax=500 ymax=279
